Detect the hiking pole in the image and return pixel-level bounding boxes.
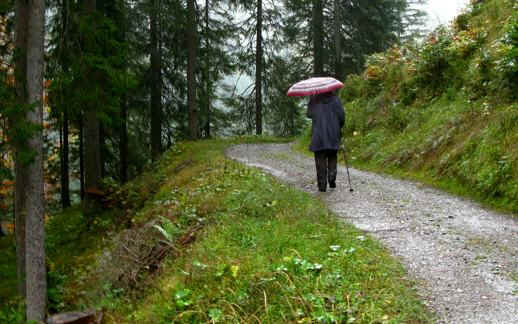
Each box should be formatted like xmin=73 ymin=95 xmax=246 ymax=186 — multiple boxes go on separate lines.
xmin=341 ymin=144 xmax=354 ymax=192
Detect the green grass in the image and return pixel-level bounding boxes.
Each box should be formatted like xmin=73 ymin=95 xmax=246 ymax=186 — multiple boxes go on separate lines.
xmin=0 ymin=236 xmax=17 ymax=304
xmin=334 ymin=95 xmax=518 ymax=216
xmin=98 ymin=139 xmax=430 ymax=323
xmin=330 ymin=0 xmax=518 ymax=216
xmin=0 ymin=137 xmax=431 ymax=323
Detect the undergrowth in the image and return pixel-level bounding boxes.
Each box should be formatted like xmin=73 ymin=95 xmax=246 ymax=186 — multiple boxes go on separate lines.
xmin=1 ymin=137 xmax=432 ymax=323
xmin=103 ymin=139 xmax=431 ymax=323
xmin=335 ymin=0 xmax=518 ymax=215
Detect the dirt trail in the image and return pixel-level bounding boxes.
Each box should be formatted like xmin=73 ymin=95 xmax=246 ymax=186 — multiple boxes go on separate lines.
xmin=226 ymin=143 xmax=518 ymax=324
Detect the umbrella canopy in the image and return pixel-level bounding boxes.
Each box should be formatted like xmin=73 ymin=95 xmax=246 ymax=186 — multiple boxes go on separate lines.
xmin=287 ymin=77 xmax=343 ymax=97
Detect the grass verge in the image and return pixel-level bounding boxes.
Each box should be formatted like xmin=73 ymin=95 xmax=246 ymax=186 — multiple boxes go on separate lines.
xmin=1 ymin=137 xmax=432 ymax=323
xmin=103 ymin=139 xmax=431 ymax=323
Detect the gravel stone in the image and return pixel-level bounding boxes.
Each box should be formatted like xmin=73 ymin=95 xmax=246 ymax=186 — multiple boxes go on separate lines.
xmin=226 ymin=143 xmax=518 ymax=324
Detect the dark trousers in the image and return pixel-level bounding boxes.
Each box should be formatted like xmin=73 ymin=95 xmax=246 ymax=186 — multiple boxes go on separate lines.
xmin=314 ymin=150 xmax=337 ymax=191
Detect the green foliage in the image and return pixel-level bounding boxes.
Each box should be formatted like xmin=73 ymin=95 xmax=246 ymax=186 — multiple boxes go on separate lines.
xmin=0 ymin=299 xmax=24 ymax=324
xmin=97 ymin=139 xmax=431 ymax=323
xmin=333 ymin=0 xmax=518 ymax=213
xmin=500 ymin=12 xmax=518 ymax=99
xmin=0 ymin=137 xmax=429 ymax=321
xmin=153 ymin=216 xmax=182 ymax=245
xmin=0 ymin=1 xmax=13 ymax=13
xmin=264 ymin=56 xmax=308 ymax=137
xmin=415 ymin=27 xmax=471 ymax=94
xmin=0 ymin=236 xmax=16 ymax=304
xmin=285 ymin=0 xmax=422 ymax=76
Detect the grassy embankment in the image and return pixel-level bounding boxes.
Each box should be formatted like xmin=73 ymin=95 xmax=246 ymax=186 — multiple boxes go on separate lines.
xmin=313 ymin=0 xmax=517 ymax=214
xmin=1 ymin=138 xmax=431 ymax=323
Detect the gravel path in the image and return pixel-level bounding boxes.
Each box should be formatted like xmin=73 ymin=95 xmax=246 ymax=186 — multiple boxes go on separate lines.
xmin=226 ymin=143 xmax=518 ymax=324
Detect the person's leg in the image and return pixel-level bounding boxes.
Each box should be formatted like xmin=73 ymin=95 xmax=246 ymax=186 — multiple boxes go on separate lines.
xmin=327 ymin=150 xmax=338 ymax=188
xmin=314 ymin=151 xmax=327 ymax=192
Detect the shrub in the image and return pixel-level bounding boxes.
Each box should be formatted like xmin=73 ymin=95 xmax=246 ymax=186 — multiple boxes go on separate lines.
xmin=500 ymin=14 xmax=518 ymax=98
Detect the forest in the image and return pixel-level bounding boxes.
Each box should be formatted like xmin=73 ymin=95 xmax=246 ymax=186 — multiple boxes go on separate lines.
xmin=1 ymin=0 xmax=516 ymax=322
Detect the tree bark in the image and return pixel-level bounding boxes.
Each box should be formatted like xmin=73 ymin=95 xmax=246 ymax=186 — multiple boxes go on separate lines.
xmin=333 ymin=0 xmax=342 ymax=80
xmin=255 ymin=0 xmax=263 ymax=135
xmin=312 ymin=0 xmax=324 ymax=76
xmin=84 ymin=108 xmax=101 ymax=210
xmin=120 ymin=93 xmax=128 ymax=183
xmin=119 ymin=2 xmax=128 ymax=183
xmin=14 ymin=0 xmax=28 ymax=298
xmin=61 ymin=107 xmax=71 ymax=208
xmin=84 ymin=0 xmax=101 ymax=214
xmin=204 ymin=0 xmax=210 ymax=138
xmin=99 ymin=124 xmax=105 ymax=179
xmin=59 ymin=0 xmax=70 ymax=209
xmin=187 ymin=0 xmax=199 ymax=139
xmin=150 ymin=0 xmax=162 ymax=160
xmin=25 ymin=0 xmax=46 ymax=320
xmin=79 ymin=117 xmax=85 ymax=200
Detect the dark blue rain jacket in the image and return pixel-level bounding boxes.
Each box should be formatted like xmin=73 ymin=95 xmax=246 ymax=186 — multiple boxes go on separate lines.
xmin=307 ymin=94 xmax=345 ymax=152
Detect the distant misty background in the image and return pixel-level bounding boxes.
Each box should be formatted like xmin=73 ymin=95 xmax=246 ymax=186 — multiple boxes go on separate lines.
xmin=419 ymin=0 xmax=471 ymax=30
xmin=227 ymin=0 xmax=472 ymax=94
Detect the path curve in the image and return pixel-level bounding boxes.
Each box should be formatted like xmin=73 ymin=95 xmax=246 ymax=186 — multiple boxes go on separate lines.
xmin=226 ymin=143 xmax=518 ymax=324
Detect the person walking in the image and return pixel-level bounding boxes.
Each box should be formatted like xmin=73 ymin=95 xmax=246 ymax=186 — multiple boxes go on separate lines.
xmin=307 ymin=91 xmax=345 ymax=192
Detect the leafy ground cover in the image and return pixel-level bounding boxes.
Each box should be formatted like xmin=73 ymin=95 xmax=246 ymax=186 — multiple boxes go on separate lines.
xmin=2 ymin=137 xmax=431 ymax=323
xmin=329 ymin=0 xmax=517 ymax=215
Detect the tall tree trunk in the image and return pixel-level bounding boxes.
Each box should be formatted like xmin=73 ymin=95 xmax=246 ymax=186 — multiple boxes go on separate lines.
xmin=187 ymin=0 xmax=198 ymax=139
xmin=59 ymin=119 xmax=63 ymax=199
xmin=120 ymin=93 xmax=128 ymax=183
xmin=61 ymin=107 xmax=71 ymax=208
xmin=14 ymin=0 xmax=28 ymax=298
xmin=59 ymin=0 xmax=70 ymax=209
xmin=119 ymin=2 xmax=128 ymax=183
xmin=84 ymin=0 xmax=102 ymax=214
xmin=85 ymin=108 xmax=101 ymax=210
xmin=334 ymin=0 xmax=342 ymax=80
xmin=312 ymin=0 xmax=324 ymax=76
xmin=204 ymin=0 xmax=210 ymax=138
xmin=150 ymin=0 xmax=162 ymax=160
xmin=79 ymin=117 xmax=85 ymax=200
xmin=84 ymin=107 xmax=101 ymax=213
xmin=25 ymin=0 xmax=46 ymax=320
xmin=255 ymin=0 xmax=263 ymax=135
xmin=99 ymin=125 xmax=105 ymax=178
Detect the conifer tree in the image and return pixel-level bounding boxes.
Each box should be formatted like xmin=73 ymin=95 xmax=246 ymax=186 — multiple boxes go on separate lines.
xmin=187 ymin=0 xmax=199 ymax=139
xmin=284 ymin=0 xmax=425 ymax=77
xmin=151 ymin=0 xmax=162 ymax=158
xmin=255 ymin=0 xmax=263 ymax=135
xmin=13 ymin=0 xmax=47 ymax=319
xmin=14 ymin=0 xmax=28 ymax=298
xmin=83 ymin=0 xmax=102 ymax=215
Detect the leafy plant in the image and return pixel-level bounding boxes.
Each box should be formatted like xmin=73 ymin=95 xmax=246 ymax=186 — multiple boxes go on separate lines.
xmin=153 ymin=216 xmax=181 ymax=245
xmin=333 ymin=0 xmax=518 ymax=213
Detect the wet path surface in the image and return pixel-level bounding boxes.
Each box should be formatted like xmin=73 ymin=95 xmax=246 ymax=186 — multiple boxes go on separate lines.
xmin=226 ymin=143 xmax=518 ymax=324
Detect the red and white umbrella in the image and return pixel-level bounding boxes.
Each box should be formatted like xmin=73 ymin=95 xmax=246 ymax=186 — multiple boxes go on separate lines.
xmin=287 ymin=77 xmax=343 ymax=97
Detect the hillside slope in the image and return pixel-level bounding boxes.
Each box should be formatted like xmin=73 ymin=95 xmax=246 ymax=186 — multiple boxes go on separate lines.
xmin=340 ymin=0 xmax=517 ymax=213
xmin=1 ymin=138 xmax=431 ymax=323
